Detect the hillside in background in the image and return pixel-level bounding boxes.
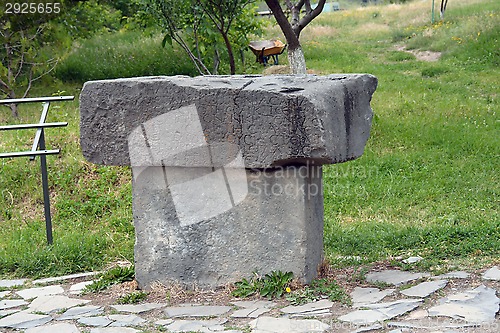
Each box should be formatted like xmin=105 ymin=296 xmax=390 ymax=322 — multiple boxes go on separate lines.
xmin=0 ymin=0 xmax=498 ymax=278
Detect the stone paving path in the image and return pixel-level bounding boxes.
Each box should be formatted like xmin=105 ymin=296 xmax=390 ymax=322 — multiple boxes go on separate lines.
xmin=0 ymin=266 xmax=498 ymax=333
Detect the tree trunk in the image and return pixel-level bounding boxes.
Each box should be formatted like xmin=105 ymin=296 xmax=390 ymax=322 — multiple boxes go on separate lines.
xmin=9 ymin=104 xmax=18 ymax=118
xmin=288 ymin=45 xmax=307 ymax=74
xmin=221 ymin=31 xmax=236 ymax=75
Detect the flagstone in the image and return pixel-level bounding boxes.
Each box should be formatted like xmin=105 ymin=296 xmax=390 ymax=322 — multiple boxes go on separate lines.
xmin=28 ymin=295 xmax=90 ymax=314
xmin=249 ymin=316 xmax=329 ymax=332
xmin=428 ymin=285 xmax=499 ymax=323
xmin=17 ymin=285 xmax=64 ymax=300
xmin=482 ymin=266 xmax=500 ymax=281
xmin=0 ymin=299 xmax=28 ymax=310
xmin=0 ymin=311 xmax=52 ymax=329
xmin=25 ymin=322 xmax=79 ymax=333
xmin=350 ymin=324 xmax=384 ymax=333
xmin=164 ymin=305 xmax=232 ymax=317
xmin=111 ymin=303 xmax=166 ymax=313
xmin=0 ymin=309 xmax=20 ymax=318
xmin=231 ymin=300 xmax=276 ymax=308
xmin=366 ymin=270 xmax=430 ymax=286
xmin=77 ymin=316 xmax=113 ymax=327
xmin=165 ymin=319 xmax=226 ymax=333
xmin=90 ymin=328 xmax=139 ymax=333
xmin=400 ymin=280 xmax=448 ymax=298
xmin=234 ymin=307 xmax=272 ymax=318
xmin=107 ymin=314 xmax=146 ymax=326
xmin=433 ymin=271 xmax=470 ymax=280
xmin=57 ymin=305 xmax=103 ymax=320
xmin=351 ymin=287 xmax=395 ymax=307
xmin=69 ymin=281 xmax=94 ymax=294
xmin=338 ymin=299 xmax=422 ymax=325
xmin=0 ymin=292 xmax=10 ymax=299
xmin=0 ymin=279 xmax=27 ymax=288
xmin=281 ymin=299 xmax=333 ymax=315
xmin=33 ymin=272 xmax=100 ymax=285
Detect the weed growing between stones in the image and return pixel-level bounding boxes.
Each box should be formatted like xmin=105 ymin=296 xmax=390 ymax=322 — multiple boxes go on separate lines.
xmin=117 ymin=291 xmax=148 ymax=304
xmin=286 ymin=279 xmax=351 ymax=306
xmin=83 ymin=265 xmax=135 ymax=294
xmin=232 ymin=271 xmax=293 ymax=299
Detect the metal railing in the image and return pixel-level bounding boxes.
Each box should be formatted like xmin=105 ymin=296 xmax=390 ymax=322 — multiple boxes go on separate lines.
xmin=0 ymin=96 xmax=74 ymax=245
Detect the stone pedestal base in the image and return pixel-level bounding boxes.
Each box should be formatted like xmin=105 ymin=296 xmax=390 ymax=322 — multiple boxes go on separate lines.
xmin=133 ymin=165 xmax=323 ymax=289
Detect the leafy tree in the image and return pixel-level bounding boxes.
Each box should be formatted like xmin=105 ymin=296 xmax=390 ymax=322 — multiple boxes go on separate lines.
xmin=0 ymin=1 xmax=64 ymax=116
xmin=264 ymin=0 xmax=326 ymax=74
xmin=146 ymin=0 xmax=261 ymax=75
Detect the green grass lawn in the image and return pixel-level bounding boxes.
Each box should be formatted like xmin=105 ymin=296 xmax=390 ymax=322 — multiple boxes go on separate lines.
xmin=0 ymin=0 xmax=498 ymax=279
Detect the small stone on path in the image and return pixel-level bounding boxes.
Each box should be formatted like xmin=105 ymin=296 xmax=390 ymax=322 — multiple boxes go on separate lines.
xmin=57 ymin=305 xmax=103 ymax=320
xmin=0 ymin=300 xmax=28 ymax=310
xmin=111 ymin=303 xmax=166 ymax=313
xmin=366 ymin=270 xmax=430 ymax=286
xmin=0 ymin=310 xmax=52 ymax=329
xmin=164 ymin=305 xmax=232 ymax=317
xmin=482 ymin=266 xmax=500 ymax=281
xmin=428 ymin=285 xmax=499 ymax=323
xmin=0 ymin=279 xmax=27 ymax=288
xmin=25 ymin=322 xmax=79 ymax=333
xmin=249 ymin=316 xmax=329 ymax=332
xmin=17 ymin=285 xmax=64 ymax=300
xmin=351 ymin=287 xmax=395 ymax=307
xmin=402 ymin=256 xmax=423 ymax=264
xmin=28 ymin=295 xmax=91 ymax=314
xmin=400 ymin=280 xmax=447 ymax=298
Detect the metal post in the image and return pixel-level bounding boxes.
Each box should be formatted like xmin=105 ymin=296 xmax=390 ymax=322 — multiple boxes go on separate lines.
xmin=0 ymin=96 xmax=73 ymax=245
xmin=432 ymin=0 xmax=435 ymax=24
xmin=39 ymin=129 xmax=53 ymax=245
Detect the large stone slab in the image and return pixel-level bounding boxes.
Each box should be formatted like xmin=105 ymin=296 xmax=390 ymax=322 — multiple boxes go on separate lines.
xmin=134 ymin=165 xmax=324 ymax=288
xmin=80 ymin=75 xmax=376 ymax=168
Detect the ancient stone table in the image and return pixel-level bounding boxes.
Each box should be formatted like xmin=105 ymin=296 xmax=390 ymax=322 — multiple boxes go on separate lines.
xmin=80 ymin=74 xmax=377 ymax=289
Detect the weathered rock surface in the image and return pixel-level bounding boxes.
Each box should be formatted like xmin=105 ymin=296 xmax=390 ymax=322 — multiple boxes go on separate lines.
xmin=80 ymin=75 xmax=377 ymax=168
